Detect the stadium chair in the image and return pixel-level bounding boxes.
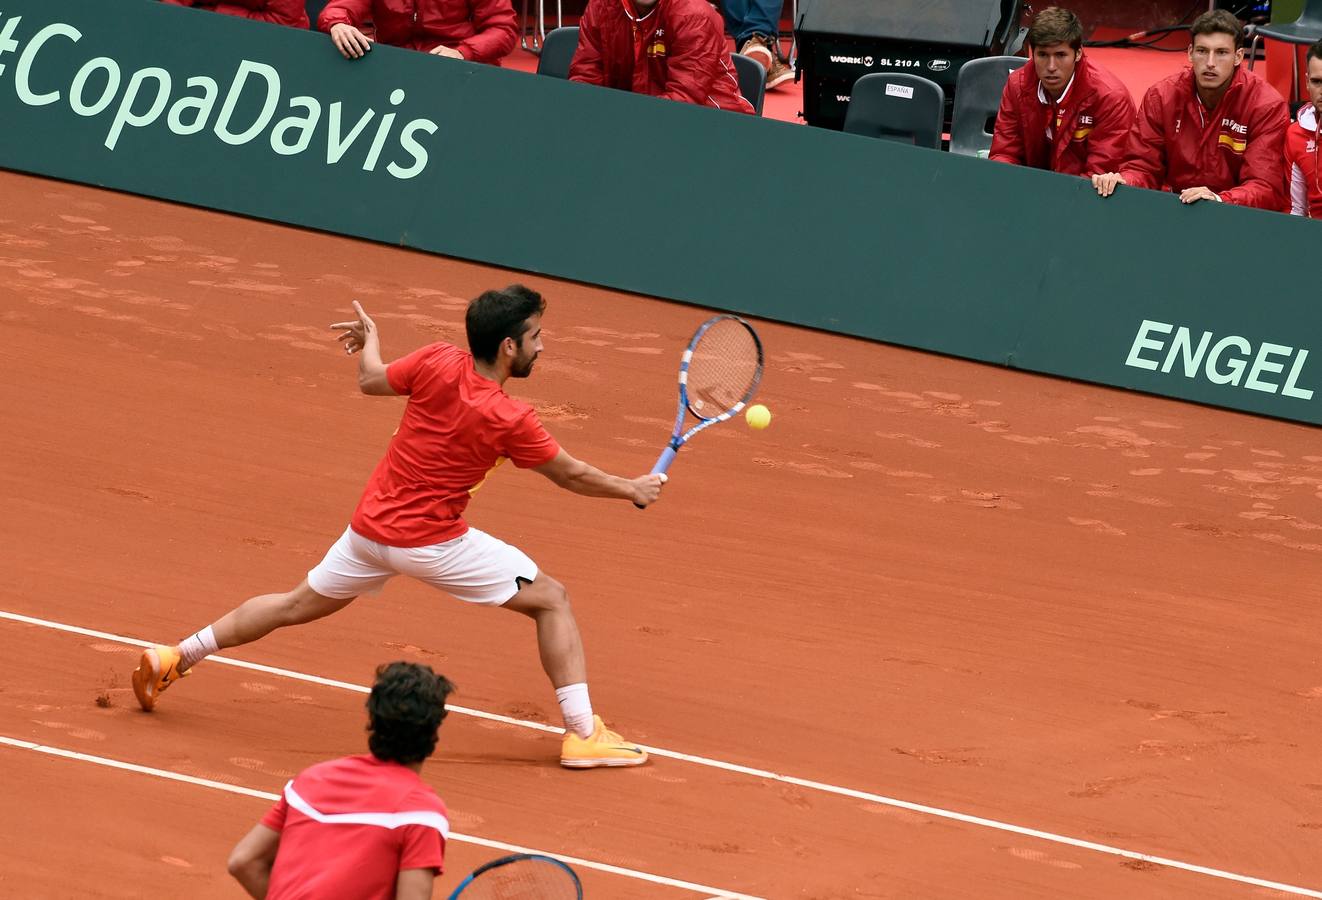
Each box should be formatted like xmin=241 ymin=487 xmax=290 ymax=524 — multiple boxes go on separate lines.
xmin=732 ymin=52 xmax=767 ymax=116
xmin=521 ymin=0 xmax=563 ymax=52
xmin=535 ymin=26 xmax=579 ymax=78
xmin=949 ymin=56 xmax=1027 ymax=157
xmin=841 ymin=73 xmax=945 ymax=149
xmin=1246 ymin=0 xmax=1322 ymax=104
xmin=304 ymin=0 xmax=327 ymax=29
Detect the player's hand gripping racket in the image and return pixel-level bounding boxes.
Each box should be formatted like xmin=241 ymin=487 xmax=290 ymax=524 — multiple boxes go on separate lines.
xmin=446 ymin=852 xmax=582 ymax=899
xmin=636 ymin=314 xmax=764 ymax=508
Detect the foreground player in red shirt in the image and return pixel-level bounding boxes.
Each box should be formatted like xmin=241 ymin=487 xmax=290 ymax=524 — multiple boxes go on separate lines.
xmin=1092 ymin=10 xmax=1289 ymax=209
xmin=989 ymin=7 xmax=1135 ymax=177
xmin=1286 ymin=41 xmax=1322 ymax=217
xmin=133 ymin=285 xmax=664 ymax=768
xmin=228 ymin=662 xmax=454 ymax=900
xmin=569 ymin=0 xmax=755 ymax=114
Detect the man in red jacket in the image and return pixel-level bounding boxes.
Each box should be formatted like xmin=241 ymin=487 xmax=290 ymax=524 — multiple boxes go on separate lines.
xmin=1285 ymin=40 xmax=1322 ymax=217
xmin=162 ymin=0 xmax=309 ymax=29
xmin=989 ymin=7 xmax=1135 ymax=177
xmin=319 ymin=0 xmax=518 ymax=66
xmin=1092 ymin=10 xmax=1289 ymax=209
xmin=569 ymin=0 xmax=755 ymax=114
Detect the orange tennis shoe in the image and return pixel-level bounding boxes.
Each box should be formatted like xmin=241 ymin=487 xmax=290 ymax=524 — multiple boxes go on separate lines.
xmin=132 ymin=645 xmax=188 ymax=712
xmin=560 ymin=715 xmax=648 ymax=768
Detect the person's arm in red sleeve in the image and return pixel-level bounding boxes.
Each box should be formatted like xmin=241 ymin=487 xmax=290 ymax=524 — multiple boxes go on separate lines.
xmin=568 ymin=2 xmax=605 ymax=85
xmin=160 ymin=0 xmax=196 ymax=7
xmin=214 ymin=0 xmax=310 ymax=25
xmin=1219 ymin=94 xmax=1290 ymax=209
xmin=319 ymin=0 xmax=371 ymax=31
xmin=1117 ymin=86 xmax=1166 ymax=190
xmin=988 ymin=79 xmax=1025 ymax=165
xmin=658 ymin=12 xmax=724 ymax=106
xmin=455 ymin=0 xmax=518 ymax=64
xmin=1083 ymin=86 xmax=1136 ymax=176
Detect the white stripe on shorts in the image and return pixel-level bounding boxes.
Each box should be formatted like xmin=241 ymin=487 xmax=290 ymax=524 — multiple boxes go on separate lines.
xmin=307 ymin=526 xmax=537 ymax=605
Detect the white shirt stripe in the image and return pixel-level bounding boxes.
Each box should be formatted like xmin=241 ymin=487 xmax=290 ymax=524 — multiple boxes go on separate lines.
xmin=284 ymin=782 xmax=451 ymax=837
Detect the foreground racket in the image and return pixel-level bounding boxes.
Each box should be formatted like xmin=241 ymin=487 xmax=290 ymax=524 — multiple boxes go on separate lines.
xmin=447 ymin=853 xmax=582 ymax=899
xmin=643 ymin=314 xmax=764 ymax=488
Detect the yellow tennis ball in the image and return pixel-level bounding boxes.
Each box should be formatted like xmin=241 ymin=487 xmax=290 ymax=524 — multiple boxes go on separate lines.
xmin=745 ymin=404 xmax=771 ymax=430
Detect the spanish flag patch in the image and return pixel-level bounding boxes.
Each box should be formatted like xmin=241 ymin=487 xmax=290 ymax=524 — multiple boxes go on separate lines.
xmin=1217 ymin=132 xmax=1247 ymax=153
xmin=646 ymin=40 xmax=666 ymax=57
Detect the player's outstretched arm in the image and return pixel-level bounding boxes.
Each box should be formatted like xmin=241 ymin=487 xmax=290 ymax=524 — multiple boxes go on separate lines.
xmin=331 ymin=300 xmax=397 ymax=396
xmin=534 ymin=449 xmax=666 ymax=507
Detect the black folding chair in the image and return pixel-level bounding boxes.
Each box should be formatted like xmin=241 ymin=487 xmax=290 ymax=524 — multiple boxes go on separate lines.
xmin=949 ymin=56 xmax=1028 ymax=157
xmin=1247 ymin=0 xmax=1322 ymax=104
xmin=536 ymin=26 xmax=579 ymax=79
xmin=842 ymin=73 xmax=946 ymax=149
xmin=731 ymin=52 xmax=767 ymax=115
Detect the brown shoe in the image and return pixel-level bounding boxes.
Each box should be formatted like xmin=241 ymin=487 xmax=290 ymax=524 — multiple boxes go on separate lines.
xmin=739 ymin=33 xmax=776 ymax=71
xmin=765 ymin=54 xmax=795 ymax=90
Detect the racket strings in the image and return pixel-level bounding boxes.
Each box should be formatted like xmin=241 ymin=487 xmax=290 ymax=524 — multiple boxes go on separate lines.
xmin=686 ymin=319 xmax=761 ymax=418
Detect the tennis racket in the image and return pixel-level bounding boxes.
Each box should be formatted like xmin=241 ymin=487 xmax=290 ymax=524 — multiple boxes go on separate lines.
xmin=446 ymin=853 xmax=582 ymax=899
xmin=638 ymin=314 xmax=764 ymax=503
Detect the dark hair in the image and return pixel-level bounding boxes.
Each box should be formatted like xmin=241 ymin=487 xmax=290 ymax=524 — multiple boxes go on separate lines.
xmin=1028 ymin=8 xmax=1084 ymax=51
xmin=366 ymin=661 xmax=455 ymax=765
xmin=1190 ymin=10 xmax=1244 ymax=48
xmin=465 ymin=285 xmax=547 ymax=363
xmin=1309 ymin=38 xmax=1322 ymax=65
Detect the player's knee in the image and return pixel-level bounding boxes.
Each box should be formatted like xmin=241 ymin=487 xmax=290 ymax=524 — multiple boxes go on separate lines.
xmin=524 ymin=574 xmax=570 ymax=613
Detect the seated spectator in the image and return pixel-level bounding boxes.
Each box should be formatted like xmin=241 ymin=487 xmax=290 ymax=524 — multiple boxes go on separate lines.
xmin=1286 ymin=40 xmax=1322 ymax=218
xmin=1093 ymin=10 xmax=1289 ymax=209
xmin=722 ymin=1 xmax=793 ymax=91
xmin=227 ymin=662 xmax=455 ymax=900
xmin=989 ymin=7 xmax=1135 ymax=177
xmin=319 ymin=0 xmax=517 ymax=65
xmin=161 ymin=0 xmax=309 ymax=29
xmin=569 ymin=0 xmax=755 ymax=114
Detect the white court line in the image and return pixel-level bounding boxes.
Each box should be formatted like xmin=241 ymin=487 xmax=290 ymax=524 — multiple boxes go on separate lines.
xmin=5 ymin=608 xmax=1322 ymax=899
xmin=0 ymin=735 xmax=762 ymax=900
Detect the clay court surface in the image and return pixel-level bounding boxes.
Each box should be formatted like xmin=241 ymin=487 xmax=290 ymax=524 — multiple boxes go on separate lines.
xmin=2 ymin=168 xmax=1320 ymax=898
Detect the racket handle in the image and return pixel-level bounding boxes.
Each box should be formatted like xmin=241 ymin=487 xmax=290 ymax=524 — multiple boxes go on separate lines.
xmin=650 ymin=446 xmax=678 ymax=476
xmin=634 ymin=446 xmax=678 ymax=509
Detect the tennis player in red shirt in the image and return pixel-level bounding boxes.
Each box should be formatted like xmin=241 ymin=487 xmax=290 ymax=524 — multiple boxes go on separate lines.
xmin=228 ymin=662 xmax=454 ymax=899
xmin=133 ymin=285 xmax=664 ymax=768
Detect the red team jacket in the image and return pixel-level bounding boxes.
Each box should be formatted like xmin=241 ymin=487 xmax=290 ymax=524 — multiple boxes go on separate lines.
xmin=1120 ymin=65 xmax=1289 ymax=209
xmin=319 ymin=0 xmax=518 ymax=65
xmin=569 ymin=0 xmax=754 ymax=114
xmin=989 ymin=56 xmax=1136 ymax=177
xmin=1285 ymin=104 xmax=1322 ymax=218
xmin=163 ymin=0 xmax=309 ymax=28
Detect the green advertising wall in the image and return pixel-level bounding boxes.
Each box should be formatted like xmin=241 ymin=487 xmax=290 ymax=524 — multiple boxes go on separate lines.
xmin=0 ymin=0 xmax=1318 ymax=424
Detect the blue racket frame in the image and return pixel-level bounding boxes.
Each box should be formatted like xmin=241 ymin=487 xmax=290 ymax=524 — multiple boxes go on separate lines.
xmin=651 ymin=314 xmax=765 ymax=475
xmin=446 ymin=852 xmax=582 ymax=898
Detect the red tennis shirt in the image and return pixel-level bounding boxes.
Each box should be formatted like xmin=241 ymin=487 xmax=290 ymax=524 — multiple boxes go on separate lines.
xmin=262 ymin=754 xmax=449 ymax=900
xmin=349 ymin=342 xmax=560 ymax=547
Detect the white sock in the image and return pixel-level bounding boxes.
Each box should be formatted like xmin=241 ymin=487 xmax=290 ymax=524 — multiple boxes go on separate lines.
xmin=555 ymin=683 xmax=595 ymax=739
xmin=178 ymin=626 xmax=219 ymax=671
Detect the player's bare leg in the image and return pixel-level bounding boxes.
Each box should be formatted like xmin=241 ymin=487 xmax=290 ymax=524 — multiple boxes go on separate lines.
xmin=503 ymin=574 xmax=648 ymax=768
xmin=207 ymin=579 xmax=356 ymax=654
xmin=501 ymin=574 xmax=586 ymax=687
xmin=131 ymin=580 xmax=354 ymax=711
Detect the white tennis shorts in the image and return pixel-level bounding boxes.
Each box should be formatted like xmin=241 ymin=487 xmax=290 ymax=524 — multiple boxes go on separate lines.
xmin=307 ymin=526 xmax=538 ymax=605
